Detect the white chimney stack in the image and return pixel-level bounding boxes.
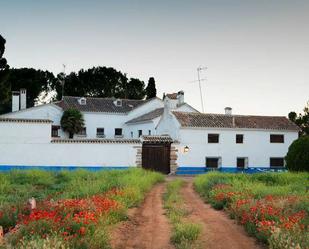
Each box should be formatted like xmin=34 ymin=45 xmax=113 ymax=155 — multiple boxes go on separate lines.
xmin=12 ymin=91 xmax=20 ymax=112
xmin=20 ymin=89 xmax=27 ymax=110
xmin=177 ymin=90 xmax=184 ymax=106
xmin=225 ymin=107 xmax=232 ymax=115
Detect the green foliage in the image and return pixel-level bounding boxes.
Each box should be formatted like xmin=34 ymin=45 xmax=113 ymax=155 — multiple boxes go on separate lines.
xmin=0 ymin=65 xmax=150 ymax=114
xmin=17 ymin=234 xmax=69 ymax=249
xmin=61 ymin=109 xmax=85 ymax=138
xmin=127 ymin=78 xmax=145 ymax=99
xmin=288 ymin=101 xmax=309 ymax=135
xmin=0 ymin=34 xmax=10 ymax=114
xmin=194 ymin=172 xmax=309 ymax=248
xmin=53 ymin=66 xmax=146 ymax=101
xmin=171 ymin=223 xmax=201 ymax=249
xmin=285 ymin=136 xmax=309 ymax=172
xmin=145 ymin=77 xmax=157 ymax=99
xmin=0 ymin=68 xmax=56 ymax=114
xmin=0 ymin=169 xmax=163 ymax=248
xmin=164 ymin=179 xmax=201 ymax=249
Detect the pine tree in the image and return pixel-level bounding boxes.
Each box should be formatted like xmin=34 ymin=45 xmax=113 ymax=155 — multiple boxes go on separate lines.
xmin=145 ymin=77 xmax=157 ymax=99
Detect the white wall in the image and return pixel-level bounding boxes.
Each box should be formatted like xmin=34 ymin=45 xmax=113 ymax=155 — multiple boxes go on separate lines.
xmin=0 ymin=143 xmax=137 ymax=167
xmin=0 ymin=121 xmax=138 ymax=167
xmin=0 ymin=121 xmax=52 ymax=144
xmin=80 ymin=112 xmax=127 ymax=139
xmin=156 ymin=113 xmax=181 ymax=139
xmin=125 ymin=117 xmax=161 ymax=138
xmin=127 ymin=98 xmax=163 ymax=120
xmin=177 ymin=128 xmax=298 ymax=168
xmin=2 ymin=104 xmax=66 ymax=137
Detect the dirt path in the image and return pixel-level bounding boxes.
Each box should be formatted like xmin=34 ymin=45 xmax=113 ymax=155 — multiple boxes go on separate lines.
xmin=110 ymin=183 xmax=174 ymax=249
xmin=181 ymin=179 xmax=263 ymax=249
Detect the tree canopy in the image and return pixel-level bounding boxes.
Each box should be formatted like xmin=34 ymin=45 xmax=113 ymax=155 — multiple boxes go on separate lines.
xmin=285 ymin=135 xmax=309 ymax=172
xmin=288 ymin=101 xmax=309 ymax=135
xmin=145 ymin=77 xmax=157 ymax=99
xmin=60 ymin=109 xmax=85 ymax=139
xmin=0 ymin=39 xmax=151 ymax=115
xmin=52 ymin=66 xmax=146 ymax=100
xmin=0 ymin=34 xmax=10 ymax=114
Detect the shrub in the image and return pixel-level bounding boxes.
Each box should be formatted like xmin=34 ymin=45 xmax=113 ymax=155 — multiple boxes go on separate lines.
xmin=195 ymin=172 xmax=309 ymax=248
xmin=285 ymin=136 xmax=309 ymax=172
xmin=60 ymin=109 xmax=85 ymax=139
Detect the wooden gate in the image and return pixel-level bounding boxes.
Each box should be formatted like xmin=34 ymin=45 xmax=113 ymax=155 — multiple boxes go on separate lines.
xmin=142 ymin=143 xmax=171 ymax=174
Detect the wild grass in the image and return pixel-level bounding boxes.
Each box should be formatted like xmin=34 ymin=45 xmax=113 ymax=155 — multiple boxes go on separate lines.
xmin=0 ymin=168 xmax=164 ymax=249
xmin=194 ymin=172 xmax=309 ymax=248
xmin=164 ymin=179 xmax=201 ymax=249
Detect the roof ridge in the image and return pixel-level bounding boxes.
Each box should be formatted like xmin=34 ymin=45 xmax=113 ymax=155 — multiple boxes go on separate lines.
xmin=172 ymin=111 xmax=288 ymax=118
xmin=62 ymin=95 xmax=159 ymax=102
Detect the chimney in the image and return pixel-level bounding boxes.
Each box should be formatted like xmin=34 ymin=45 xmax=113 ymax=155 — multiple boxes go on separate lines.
xmin=20 ymin=89 xmax=27 ymax=110
xmin=225 ymin=107 xmax=232 ymax=115
xmin=12 ymin=91 xmax=20 ymax=112
xmin=163 ymin=95 xmax=171 ymax=118
xmin=177 ymin=90 xmax=184 ymax=106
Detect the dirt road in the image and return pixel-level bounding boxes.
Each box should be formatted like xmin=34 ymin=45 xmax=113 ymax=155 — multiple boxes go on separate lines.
xmin=111 ymin=178 xmax=264 ymax=249
xmin=110 ymin=183 xmax=174 ymax=249
xmin=181 ymin=179 xmax=263 ymax=249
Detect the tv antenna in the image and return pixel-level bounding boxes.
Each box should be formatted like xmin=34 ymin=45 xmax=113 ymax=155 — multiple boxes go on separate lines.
xmin=61 ymin=64 xmax=66 ymax=100
xmin=189 ymin=66 xmax=207 ymax=112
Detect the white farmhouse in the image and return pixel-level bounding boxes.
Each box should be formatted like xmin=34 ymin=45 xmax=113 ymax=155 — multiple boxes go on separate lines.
xmin=2 ymin=90 xmax=196 ymax=139
xmin=0 ymin=89 xmax=300 ymax=174
xmin=156 ymin=103 xmax=299 ymax=174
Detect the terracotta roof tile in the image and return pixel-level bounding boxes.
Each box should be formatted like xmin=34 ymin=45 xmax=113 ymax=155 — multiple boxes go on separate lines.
xmin=172 ymin=112 xmax=300 ymax=131
xmin=166 ymin=93 xmax=178 ymax=99
xmin=141 ymin=135 xmax=174 ymax=143
xmin=51 ymin=138 xmax=140 ymax=144
xmin=0 ymin=118 xmax=52 ymax=123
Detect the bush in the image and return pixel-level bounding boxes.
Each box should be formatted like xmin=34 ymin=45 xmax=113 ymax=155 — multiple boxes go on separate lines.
xmin=194 ymin=172 xmax=309 ymax=248
xmin=286 ymin=136 xmax=309 ymax=172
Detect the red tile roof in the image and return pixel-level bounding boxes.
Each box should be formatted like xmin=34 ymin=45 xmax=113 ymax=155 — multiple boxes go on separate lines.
xmin=166 ymin=93 xmax=178 ymax=99
xmin=172 ymin=112 xmax=300 ymax=131
xmin=0 ymin=118 xmax=52 ymax=123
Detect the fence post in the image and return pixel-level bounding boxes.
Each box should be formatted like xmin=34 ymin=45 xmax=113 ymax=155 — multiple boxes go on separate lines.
xmin=0 ymin=226 xmax=3 ymax=245
xmin=28 ymin=197 xmax=36 ymax=210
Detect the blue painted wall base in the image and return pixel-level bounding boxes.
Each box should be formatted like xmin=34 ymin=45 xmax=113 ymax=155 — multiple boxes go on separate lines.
xmin=0 ymin=165 xmax=286 ymax=175
xmin=175 ymin=166 xmax=287 ymax=175
xmin=0 ymin=165 xmax=129 ymax=172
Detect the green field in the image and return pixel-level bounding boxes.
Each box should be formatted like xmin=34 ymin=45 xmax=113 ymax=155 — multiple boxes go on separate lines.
xmin=194 ymin=172 xmax=309 ymax=249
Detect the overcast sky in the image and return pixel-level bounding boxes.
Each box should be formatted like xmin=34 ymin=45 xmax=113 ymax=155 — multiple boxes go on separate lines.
xmin=1 ymin=0 xmax=308 ymax=116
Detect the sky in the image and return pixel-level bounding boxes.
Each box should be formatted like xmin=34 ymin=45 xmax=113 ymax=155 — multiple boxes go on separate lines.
xmin=1 ymin=0 xmax=308 ymax=116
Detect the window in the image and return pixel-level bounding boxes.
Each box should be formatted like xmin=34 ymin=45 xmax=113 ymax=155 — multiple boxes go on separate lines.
xmin=237 ymin=157 xmax=248 ymax=169
xmin=208 ymin=134 xmax=219 ymax=143
xmin=270 ymin=134 xmax=284 ymax=143
xmin=270 ymin=158 xmax=284 ymax=167
xmin=138 ymin=130 xmax=143 ymax=137
xmin=206 ymin=157 xmax=220 ymax=168
xmin=96 ymin=128 xmax=105 ymax=138
xmin=236 ymin=134 xmax=244 ymax=144
xmin=115 ymin=128 xmax=123 ymax=136
xmin=130 ymin=131 xmax=133 ymax=138
xmin=148 ymin=130 xmax=151 ymax=135
xmin=77 ymin=127 xmax=87 ymax=136
xmin=51 ymin=125 xmax=60 ymax=137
